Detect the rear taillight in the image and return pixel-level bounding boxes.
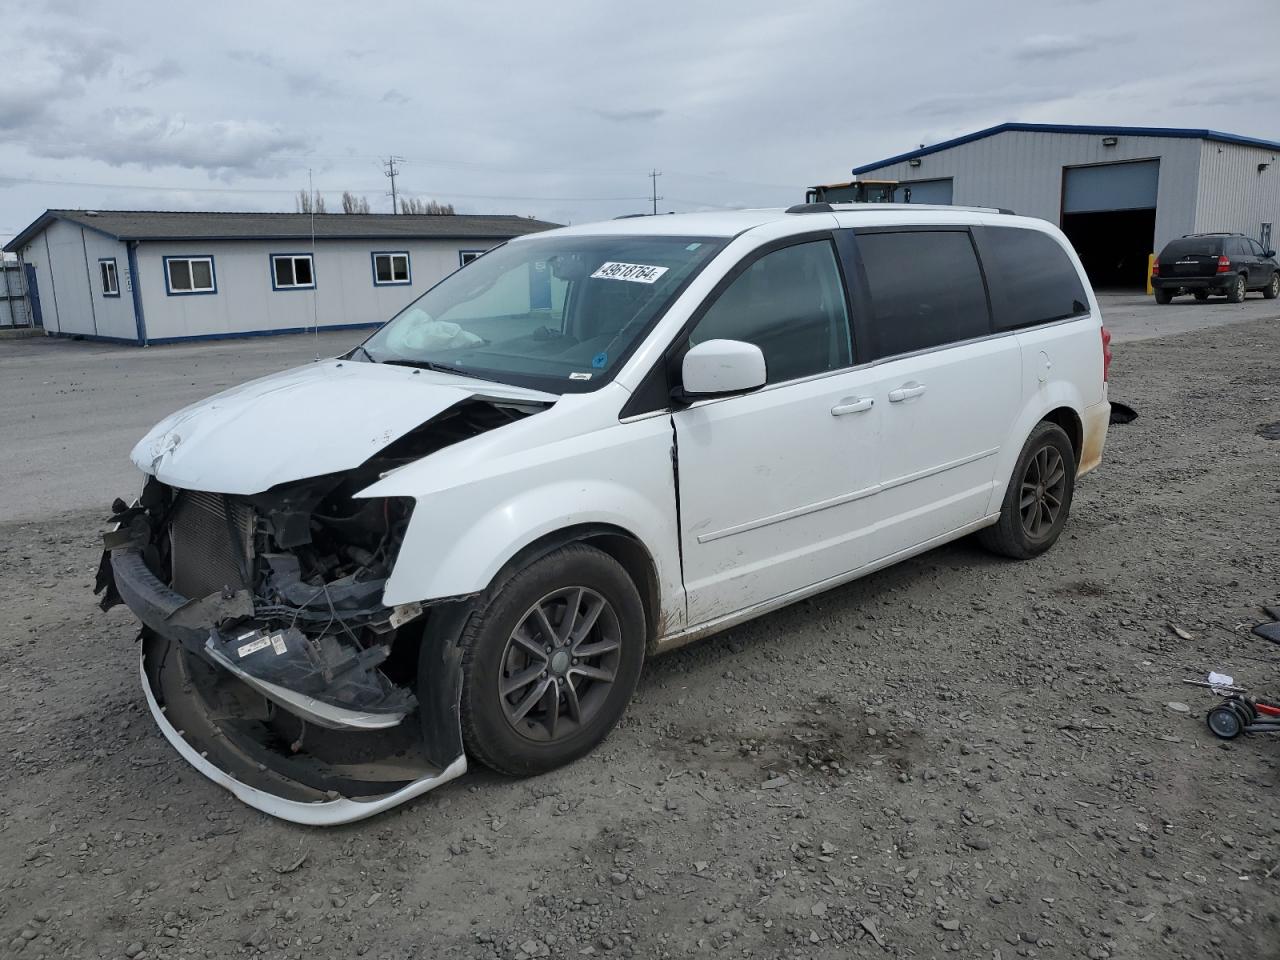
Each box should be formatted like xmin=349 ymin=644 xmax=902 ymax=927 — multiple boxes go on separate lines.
xmin=1150 ymin=261 xmax=1159 ymax=276
xmin=1217 ymin=255 xmax=1231 ymax=273
xmin=1101 ymin=326 xmax=1112 ymax=382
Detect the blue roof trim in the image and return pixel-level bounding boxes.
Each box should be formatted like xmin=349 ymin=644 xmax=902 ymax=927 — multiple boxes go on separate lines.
xmin=852 ymin=122 xmax=1280 ymax=175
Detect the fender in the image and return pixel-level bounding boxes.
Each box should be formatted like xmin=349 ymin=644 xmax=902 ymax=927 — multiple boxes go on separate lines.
xmin=359 ymin=410 xmax=685 ymax=630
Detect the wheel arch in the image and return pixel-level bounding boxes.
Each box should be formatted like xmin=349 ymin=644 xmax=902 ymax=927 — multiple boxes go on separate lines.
xmin=1041 ymin=405 xmax=1083 ymax=465
xmin=487 ymin=523 xmax=664 ymax=647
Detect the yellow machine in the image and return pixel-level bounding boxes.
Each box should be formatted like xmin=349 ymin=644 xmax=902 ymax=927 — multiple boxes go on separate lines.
xmin=804 ymin=179 xmax=900 ymax=204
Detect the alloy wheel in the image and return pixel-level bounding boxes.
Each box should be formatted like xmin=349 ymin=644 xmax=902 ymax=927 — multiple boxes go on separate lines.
xmin=1019 ymin=445 xmax=1067 ymax=540
xmin=498 ymin=586 xmax=622 ymax=742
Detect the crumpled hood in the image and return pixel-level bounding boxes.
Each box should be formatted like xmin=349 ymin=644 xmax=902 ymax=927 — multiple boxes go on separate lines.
xmin=132 ymin=360 xmax=554 ymax=494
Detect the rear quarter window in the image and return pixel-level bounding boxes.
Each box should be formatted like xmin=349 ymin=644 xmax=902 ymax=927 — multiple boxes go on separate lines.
xmin=983 ymin=227 xmax=1089 ymax=331
xmin=855 ymin=229 xmax=990 ymax=360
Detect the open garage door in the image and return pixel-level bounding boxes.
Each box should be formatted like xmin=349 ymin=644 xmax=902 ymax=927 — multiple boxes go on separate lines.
xmin=1060 ymin=159 xmax=1158 ymax=290
xmin=894 ymin=178 xmax=953 ymax=205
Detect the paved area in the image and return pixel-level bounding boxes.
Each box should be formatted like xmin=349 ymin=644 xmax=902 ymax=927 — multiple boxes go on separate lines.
xmin=1 ymin=292 xmax=1277 ymax=524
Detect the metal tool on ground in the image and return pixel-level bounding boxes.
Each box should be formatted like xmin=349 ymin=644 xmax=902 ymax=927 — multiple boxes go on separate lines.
xmin=1184 ymin=607 xmax=1280 ymax=739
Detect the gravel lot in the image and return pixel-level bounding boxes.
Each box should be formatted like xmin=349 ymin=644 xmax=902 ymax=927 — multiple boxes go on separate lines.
xmin=2 ymin=309 xmax=1280 ymax=960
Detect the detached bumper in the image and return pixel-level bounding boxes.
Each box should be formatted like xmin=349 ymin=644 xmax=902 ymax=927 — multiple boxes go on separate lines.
xmin=141 ymin=628 xmax=467 ymax=826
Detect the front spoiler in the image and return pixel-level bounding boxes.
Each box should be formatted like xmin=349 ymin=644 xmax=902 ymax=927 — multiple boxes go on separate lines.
xmin=140 ymin=628 xmax=467 ymax=826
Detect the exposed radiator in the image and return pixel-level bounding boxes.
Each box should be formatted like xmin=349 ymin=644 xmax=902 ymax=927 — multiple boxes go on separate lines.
xmin=169 ymin=490 xmax=255 ymax=599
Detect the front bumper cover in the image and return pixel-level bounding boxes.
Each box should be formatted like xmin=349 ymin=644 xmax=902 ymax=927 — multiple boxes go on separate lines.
xmin=109 ymin=543 xmax=472 ymax=825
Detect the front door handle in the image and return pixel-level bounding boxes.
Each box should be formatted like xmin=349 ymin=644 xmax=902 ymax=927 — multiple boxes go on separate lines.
xmin=888 ymin=383 xmax=927 ymax=403
xmin=831 ymin=397 xmax=874 ymax=416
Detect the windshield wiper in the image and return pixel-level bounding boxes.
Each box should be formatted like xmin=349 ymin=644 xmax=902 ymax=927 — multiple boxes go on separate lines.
xmin=346 ymin=344 xmax=377 ymax=363
xmin=379 ymin=358 xmax=503 ymax=383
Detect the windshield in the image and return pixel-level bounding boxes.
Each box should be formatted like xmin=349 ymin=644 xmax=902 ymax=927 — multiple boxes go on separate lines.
xmin=358 ymin=233 xmax=725 ymax=392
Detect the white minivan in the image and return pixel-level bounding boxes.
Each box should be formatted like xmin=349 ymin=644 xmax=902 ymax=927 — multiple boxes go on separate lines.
xmin=100 ymin=204 xmax=1111 ymax=824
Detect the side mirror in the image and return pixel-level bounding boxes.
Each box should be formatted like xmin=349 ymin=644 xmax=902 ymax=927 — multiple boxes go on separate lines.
xmin=1264 ymin=249 xmax=1276 ymax=259
xmin=679 ymin=339 xmax=767 ymax=399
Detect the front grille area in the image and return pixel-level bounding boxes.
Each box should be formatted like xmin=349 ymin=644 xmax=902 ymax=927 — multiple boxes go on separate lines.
xmin=169 ymin=490 xmax=255 ymax=599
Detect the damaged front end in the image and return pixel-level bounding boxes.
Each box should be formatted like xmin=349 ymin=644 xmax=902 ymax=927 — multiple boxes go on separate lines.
xmin=97 ymin=397 xmax=542 ymax=823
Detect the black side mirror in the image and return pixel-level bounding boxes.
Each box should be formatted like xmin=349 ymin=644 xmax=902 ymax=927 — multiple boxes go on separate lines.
xmin=1264 ymin=250 xmax=1276 ymax=259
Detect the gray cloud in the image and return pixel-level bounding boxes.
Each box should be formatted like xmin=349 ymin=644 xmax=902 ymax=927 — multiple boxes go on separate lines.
xmin=1010 ymin=33 xmax=1118 ymax=61
xmin=592 ymin=108 xmax=665 ymax=123
xmin=381 ymin=89 xmax=411 ymax=105
xmin=124 ymin=58 xmax=185 ymax=91
xmin=36 ymin=108 xmax=310 ymax=177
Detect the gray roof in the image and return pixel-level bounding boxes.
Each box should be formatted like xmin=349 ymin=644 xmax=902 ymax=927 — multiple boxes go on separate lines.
xmin=4 ymin=209 xmax=559 ymax=252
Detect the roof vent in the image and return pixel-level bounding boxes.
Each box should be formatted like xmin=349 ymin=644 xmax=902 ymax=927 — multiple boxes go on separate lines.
xmin=785 ymin=202 xmax=833 ymax=214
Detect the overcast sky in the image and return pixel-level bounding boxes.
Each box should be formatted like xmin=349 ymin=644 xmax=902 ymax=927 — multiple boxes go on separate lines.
xmin=3 ymin=0 xmax=1278 ymax=244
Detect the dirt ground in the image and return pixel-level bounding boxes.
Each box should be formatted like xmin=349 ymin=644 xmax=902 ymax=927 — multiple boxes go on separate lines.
xmin=2 ymin=316 xmax=1279 ymax=960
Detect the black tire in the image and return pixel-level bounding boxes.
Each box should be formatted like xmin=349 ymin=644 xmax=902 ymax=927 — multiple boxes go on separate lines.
xmin=458 ymin=543 xmax=645 ymax=776
xmin=977 ymin=421 xmax=1076 ymax=560
xmin=1193 ymin=290 xmax=1210 ymax=302
xmin=1154 ymin=288 xmax=1174 ymax=305
xmin=1264 ymin=272 xmax=1280 ymax=300
xmin=1207 ymin=704 xmax=1242 ymax=740
xmin=1226 ymin=274 xmax=1246 ymax=303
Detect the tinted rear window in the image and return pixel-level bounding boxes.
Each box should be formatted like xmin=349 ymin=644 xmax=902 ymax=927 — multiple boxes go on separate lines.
xmin=985 ymin=227 xmax=1089 ymax=331
xmin=856 ymin=230 xmax=990 ymax=360
xmin=1160 ymin=238 xmax=1223 ymax=259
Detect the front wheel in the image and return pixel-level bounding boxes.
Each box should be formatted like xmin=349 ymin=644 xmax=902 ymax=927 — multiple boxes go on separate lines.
xmin=1154 ymin=288 xmax=1174 ymax=305
xmin=978 ymin=422 xmax=1076 ymax=560
xmin=1264 ymin=272 xmax=1280 ymax=300
xmin=458 ymin=544 xmax=646 ymax=777
xmin=1226 ymin=274 xmax=1246 ymax=303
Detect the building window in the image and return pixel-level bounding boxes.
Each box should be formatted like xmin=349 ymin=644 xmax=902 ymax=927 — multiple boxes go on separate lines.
xmin=372 ymin=251 xmax=411 ymax=285
xmin=459 ymin=249 xmax=485 ymax=267
xmin=99 ymin=258 xmax=120 ymax=297
xmin=164 ymin=256 xmax=216 ymax=295
xmin=271 ymin=254 xmax=315 ymax=290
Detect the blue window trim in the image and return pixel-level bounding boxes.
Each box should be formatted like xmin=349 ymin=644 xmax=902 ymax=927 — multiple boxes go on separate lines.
xmin=371 ymin=250 xmax=412 ymax=286
xmin=459 ymin=249 xmax=486 ymax=267
xmin=269 ymin=252 xmax=317 ymax=291
xmin=163 ymin=254 xmax=217 ymax=296
xmin=98 ymin=257 xmax=121 ymax=298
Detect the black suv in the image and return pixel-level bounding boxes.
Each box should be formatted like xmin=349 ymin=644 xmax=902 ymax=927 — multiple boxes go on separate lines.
xmin=1152 ymin=233 xmax=1278 ymax=304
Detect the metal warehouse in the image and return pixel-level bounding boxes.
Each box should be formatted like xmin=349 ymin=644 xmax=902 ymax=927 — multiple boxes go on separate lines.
xmin=2 ymin=210 xmax=557 ymax=344
xmin=852 ymin=122 xmax=1280 ymax=288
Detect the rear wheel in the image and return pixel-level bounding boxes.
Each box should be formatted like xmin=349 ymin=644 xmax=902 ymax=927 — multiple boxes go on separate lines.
xmin=458 ymin=544 xmax=646 ymax=777
xmin=1154 ymin=288 xmax=1174 ymax=304
xmin=1226 ymin=274 xmax=1246 ymax=303
xmin=1193 ymin=289 xmax=1210 ymax=302
xmin=978 ymin=422 xmax=1076 ymax=560
xmin=1264 ymin=272 xmax=1280 ymax=300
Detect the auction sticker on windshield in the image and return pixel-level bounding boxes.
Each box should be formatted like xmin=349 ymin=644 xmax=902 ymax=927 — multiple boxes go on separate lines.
xmin=591 ymin=262 xmax=669 ymax=283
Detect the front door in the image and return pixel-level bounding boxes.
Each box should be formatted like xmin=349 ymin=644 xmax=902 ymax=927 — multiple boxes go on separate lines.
xmin=672 ymin=236 xmax=880 ymax=625
xmin=23 ymin=264 xmax=43 ymax=329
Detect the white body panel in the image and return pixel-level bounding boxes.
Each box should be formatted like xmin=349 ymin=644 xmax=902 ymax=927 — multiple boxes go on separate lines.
xmin=129 ymin=206 xmax=1109 ymax=649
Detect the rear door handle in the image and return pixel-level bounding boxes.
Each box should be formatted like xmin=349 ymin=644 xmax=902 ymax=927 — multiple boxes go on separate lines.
xmin=888 ymin=383 xmax=927 ymax=403
xmin=831 ymin=397 xmax=874 ymax=416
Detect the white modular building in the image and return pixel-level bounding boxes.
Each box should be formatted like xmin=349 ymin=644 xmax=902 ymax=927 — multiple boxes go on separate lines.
xmin=850 ymin=123 xmax=1280 ymax=288
xmin=3 ymin=210 xmax=557 ymax=344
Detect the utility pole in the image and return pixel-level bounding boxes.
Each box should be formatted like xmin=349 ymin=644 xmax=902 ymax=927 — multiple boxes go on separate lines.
xmin=649 ymin=169 xmax=662 ymax=216
xmin=384 ymin=156 xmax=403 ymax=214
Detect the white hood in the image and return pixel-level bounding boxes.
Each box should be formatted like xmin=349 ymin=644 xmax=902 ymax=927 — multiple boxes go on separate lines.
xmin=132 ymin=360 xmax=554 ymax=495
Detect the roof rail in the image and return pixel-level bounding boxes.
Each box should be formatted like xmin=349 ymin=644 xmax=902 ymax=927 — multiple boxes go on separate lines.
xmin=785 ymin=202 xmax=833 ymax=214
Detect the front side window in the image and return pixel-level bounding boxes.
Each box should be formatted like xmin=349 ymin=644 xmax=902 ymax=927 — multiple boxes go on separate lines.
xmin=272 ymin=254 xmax=315 ymax=290
xmin=856 ymin=230 xmax=989 ymax=360
xmin=984 ymin=227 xmax=1088 ymax=331
xmin=373 ymin=252 xmax=411 ymax=285
xmin=686 ymin=239 xmax=852 ymax=384
xmin=165 ymin=256 xmax=216 ymax=295
xmin=99 ymin=258 xmax=119 ymax=297
xmin=359 ymin=234 xmax=725 ymax=393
